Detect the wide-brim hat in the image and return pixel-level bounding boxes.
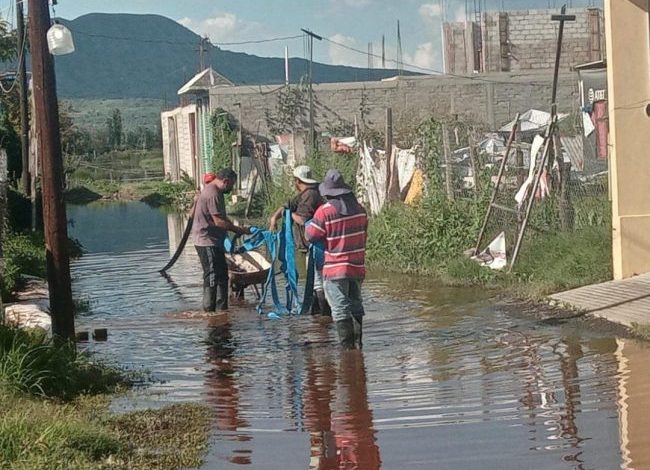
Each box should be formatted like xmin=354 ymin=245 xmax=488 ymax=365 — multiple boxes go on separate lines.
xmin=319 ymin=168 xmax=353 ymax=197
xmin=293 ymin=165 xmax=318 ymax=185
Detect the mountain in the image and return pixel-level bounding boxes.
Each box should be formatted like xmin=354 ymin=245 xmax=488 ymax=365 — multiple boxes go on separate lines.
xmin=54 ymin=13 xmax=415 ymax=100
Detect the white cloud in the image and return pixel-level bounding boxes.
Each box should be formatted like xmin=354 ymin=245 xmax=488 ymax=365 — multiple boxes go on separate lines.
xmin=404 ymin=42 xmax=439 ymax=72
xmin=178 ymin=12 xmax=263 ymax=44
xmin=419 ymin=2 xmax=441 ymax=19
xmin=330 ymin=0 xmax=372 ymax=8
xmin=328 ymin=33 xmax=368 ymax=67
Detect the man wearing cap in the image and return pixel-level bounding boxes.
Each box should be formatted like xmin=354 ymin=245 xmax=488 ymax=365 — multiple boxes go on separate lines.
xmin=268 ymin=165 xmax=330 ymax=315
xmin=192 ymin=168 xmax=251 ymax=312
xmin=305 ymin=169 xmax=368 ymax=349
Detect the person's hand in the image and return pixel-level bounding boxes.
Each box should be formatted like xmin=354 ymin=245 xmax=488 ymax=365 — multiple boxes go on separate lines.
xmin=268 ymin=218 xmax=277 ymax=232
xmin=243 ymin=225 xmax=253 ymax=235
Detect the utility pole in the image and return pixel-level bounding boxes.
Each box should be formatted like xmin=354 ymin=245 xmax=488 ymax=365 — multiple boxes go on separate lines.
xmin=550 ymin=5 xmax=576 ymax=117
xmin=396 ymin=20 xmax=403 ymax=76
xmin=197 ymin=36 xmax=209 ymax=72
xmin=28 ymin=0 xmax=75 ymax=341
xmin=17 ymin=0 xmax=30 ymax=196
xmin=300 ymin=29 xmax=322 ymax=152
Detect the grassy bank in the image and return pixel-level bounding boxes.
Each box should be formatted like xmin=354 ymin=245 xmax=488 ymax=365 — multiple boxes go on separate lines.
xmin=0 ymin=325 xmax=212 ymax=469
xmin=65 ymin=178 xmax=195 ymax=209
xmin=367 ymin=200 xmax=613 ymax=300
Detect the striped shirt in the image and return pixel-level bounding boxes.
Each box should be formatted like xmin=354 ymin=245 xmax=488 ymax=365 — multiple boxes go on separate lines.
xmin=305 ymin=200 xmax=368 ymax=280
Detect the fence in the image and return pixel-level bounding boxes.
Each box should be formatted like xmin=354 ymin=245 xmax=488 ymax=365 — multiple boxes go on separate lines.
xmin=426 ymin=117 xmax=611 ymax=266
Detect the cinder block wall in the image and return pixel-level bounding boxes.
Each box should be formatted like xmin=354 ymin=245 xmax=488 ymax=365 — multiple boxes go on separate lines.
xmin=210 ymin=72 xmax=578 ymax=139
xmin=483 ymin=8 xmax=604 ymax=72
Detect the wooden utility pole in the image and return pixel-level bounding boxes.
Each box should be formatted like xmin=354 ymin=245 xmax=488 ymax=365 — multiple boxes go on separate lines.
xmin=384 ymin=108 xmax=394 ymax=201
xmin=441 ymin=124 xmax=454 ymax=201
xmin=28 ymin=0 xmax=75 ymax=341
xmin=17 ymin=0 xmax=30 ymax=196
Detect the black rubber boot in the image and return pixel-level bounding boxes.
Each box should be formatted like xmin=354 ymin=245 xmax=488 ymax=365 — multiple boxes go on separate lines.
xmin=336 ymin=318 xmax=355 ymax=350
xmin=216 ymin=283 xmax=229 ymax=311
xmin=352 ymin=314 xmax=363 ymax=349
xmin=310 ymin=290 xmax=321 ymax=315
xmin=316 ymin=290 xmax=331 ymax=317
xmin=202 ymin=286 xmax=217 ymax=312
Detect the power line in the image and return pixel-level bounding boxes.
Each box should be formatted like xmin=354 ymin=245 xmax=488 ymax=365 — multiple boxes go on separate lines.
xmin=322 ymin=34 xmax=553 ymax=87
xmin=67 ymin=28 xmax=303 ymax=48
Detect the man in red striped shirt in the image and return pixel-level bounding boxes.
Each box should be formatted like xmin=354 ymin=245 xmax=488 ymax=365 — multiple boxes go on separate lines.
xmin=306 ymin=169 xmax=368 ymax=349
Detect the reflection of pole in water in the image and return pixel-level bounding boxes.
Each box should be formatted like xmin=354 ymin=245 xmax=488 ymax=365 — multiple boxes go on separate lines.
xmin=557 ymin=336 xmax=584 ymax=454
xmin=302 ymin=329 xmax=338 ymax=469
xmin=204 ymin=314 xmax=252 ymax=465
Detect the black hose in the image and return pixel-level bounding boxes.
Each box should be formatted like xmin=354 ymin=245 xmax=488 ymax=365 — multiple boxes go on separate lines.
xmin=159 ymin=216 xmax=193 ymax=274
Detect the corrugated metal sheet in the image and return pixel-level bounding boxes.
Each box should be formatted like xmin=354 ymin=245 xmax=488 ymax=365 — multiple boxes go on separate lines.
xmin=560 ymin=136 xmax=584 ymax=172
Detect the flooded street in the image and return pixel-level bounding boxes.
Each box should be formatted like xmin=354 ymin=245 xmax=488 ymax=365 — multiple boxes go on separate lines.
xmin=67 ymin=201 xmax=650 ymax=469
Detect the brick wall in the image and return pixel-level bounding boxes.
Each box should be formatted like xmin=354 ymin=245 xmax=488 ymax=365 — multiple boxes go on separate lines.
xmin=209 ymin=71 xmax=578 ymax=139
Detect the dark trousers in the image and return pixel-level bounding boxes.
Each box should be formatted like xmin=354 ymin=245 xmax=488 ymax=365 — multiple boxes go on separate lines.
xmin=195 ymin=245 xmax=229 ymax=311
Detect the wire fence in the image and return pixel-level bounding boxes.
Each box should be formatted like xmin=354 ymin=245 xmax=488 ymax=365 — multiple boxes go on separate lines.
xmin=426 ymin=121 xmax=610 ymax=260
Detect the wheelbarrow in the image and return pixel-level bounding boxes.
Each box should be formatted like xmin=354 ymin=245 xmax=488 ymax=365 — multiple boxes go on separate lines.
xmin=225 ymin=239 xmax=271 ymax=300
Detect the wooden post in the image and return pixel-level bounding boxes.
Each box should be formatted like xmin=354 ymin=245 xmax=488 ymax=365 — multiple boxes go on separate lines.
xmin=474 ymin=113 xmax=520 ymax=254
xmin=0 ymin=149 xmax=7 ymax=322
xmin=17 ymin=1 xmax=30 ymax=197
xmin=441 ymin=124 xmax=454 ymax=201
xmin=555 ymin=134 xmax=574 ymax=231
xmin=28 ymin=0 xmax=75 ymax=341
xmin=468 ymin=133 xmax=479 ymax=194
xmin=244 ymin=165 xmax=258 ymax=219
xmin=509 ymin=118 xmax=557 ymax=271
xmin=384 ymin=108 xmax=393 ymax=201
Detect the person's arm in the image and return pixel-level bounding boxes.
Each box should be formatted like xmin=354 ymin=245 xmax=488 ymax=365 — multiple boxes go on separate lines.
xmin=268 ymin=206 xmax=284 ymax=231
xmin=211 ymin=214 xmax=250 ymax=236
xmin=305 ymin=209 xmax=326 ymax=243
xmin=291 ymin=213 xmax=307 ymax=226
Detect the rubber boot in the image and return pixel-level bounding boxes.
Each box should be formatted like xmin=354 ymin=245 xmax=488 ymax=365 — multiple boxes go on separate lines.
xmin=310 ymin=290 xmax=321 ymax=315
xmin=316 ymin=290 xmax=331 ymax=317
xmin=336 ymin=318 xmax=355 ymax=350
xmin=352 ymin=314 xmax=363 ymax=349
xmin=202 ymin=286 xmax=217 ymax=312
xmin=216 ymin=283 xmax=229 ymax=311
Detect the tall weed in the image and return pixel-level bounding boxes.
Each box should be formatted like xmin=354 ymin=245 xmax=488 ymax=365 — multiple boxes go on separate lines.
xmin=0 ymin=325 xmax=125 ymax=400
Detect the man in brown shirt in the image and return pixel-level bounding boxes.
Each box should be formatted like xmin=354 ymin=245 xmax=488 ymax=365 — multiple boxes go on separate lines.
xmin=268 ymin=165 xmax=329 ymax=315
xmin=192 ymin=168 xmax=250 ymax=312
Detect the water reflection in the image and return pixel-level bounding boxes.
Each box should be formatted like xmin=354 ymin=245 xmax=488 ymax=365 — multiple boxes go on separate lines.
xmin=63 ymin=202 xmax=650 ymax=469
xmin=616 ymin=339 xmax=650 ymax=470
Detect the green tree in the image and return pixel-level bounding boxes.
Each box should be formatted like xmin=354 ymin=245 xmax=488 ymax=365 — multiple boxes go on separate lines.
xmin=106 ymin=108 xmax=123 ymax=150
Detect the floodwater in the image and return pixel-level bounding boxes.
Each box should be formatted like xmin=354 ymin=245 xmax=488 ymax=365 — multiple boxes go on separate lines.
xmin=67 ymin=201 xmax=650 ymax=470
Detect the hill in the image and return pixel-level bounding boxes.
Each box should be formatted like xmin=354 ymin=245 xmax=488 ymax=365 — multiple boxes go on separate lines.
xmin=55 ymin=13 xmax=415 ymax=100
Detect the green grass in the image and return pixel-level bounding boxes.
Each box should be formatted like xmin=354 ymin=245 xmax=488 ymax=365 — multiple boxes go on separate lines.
xmin=0 ymin=326 xmax=126 ymax=399
xmin=0 ymin=392 xmax=211 ymax=469
xmin=0 ymin=325 xmax=212 ymax=469
xmin=366 ymin=197 xmax=613 ymax=300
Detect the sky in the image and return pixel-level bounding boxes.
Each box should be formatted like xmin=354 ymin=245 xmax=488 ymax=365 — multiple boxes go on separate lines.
xmin=44 ymin=0 xmax=602 ymax=72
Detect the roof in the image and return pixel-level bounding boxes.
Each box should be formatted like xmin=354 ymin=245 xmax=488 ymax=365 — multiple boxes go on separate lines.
xmin=177 ymin=68 xmax=234 ymax=95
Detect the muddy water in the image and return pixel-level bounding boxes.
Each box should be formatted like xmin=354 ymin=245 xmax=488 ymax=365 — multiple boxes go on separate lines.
xmin=67 ymin=201 xmax=650 ymax=470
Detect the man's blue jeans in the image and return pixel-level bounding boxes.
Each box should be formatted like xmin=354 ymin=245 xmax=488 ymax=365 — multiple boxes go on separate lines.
xmin=323 ymin=279 xmax=364 ymax=323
